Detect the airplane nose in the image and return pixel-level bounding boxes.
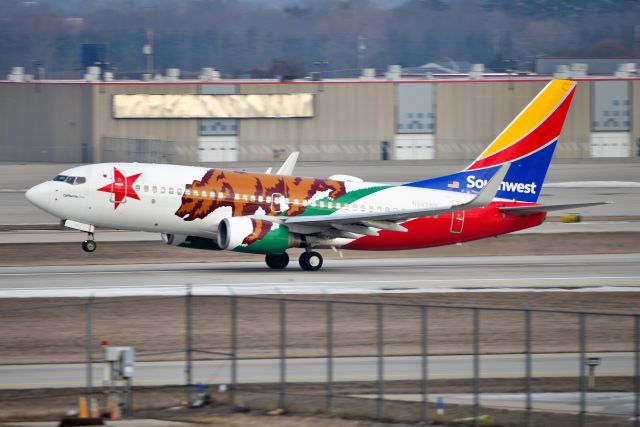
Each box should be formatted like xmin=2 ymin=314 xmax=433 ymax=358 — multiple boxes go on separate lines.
xmin=25 ymin=182 xmax=52 ymax=210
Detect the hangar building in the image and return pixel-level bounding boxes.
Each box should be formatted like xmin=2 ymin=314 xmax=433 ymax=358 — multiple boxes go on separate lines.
xmin=0 ymin=75 xmax=637 ymax=163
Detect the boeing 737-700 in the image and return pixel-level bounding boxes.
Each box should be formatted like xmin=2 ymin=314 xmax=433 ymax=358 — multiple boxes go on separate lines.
xmin=26 ymin=79 xmax=608 ymax=271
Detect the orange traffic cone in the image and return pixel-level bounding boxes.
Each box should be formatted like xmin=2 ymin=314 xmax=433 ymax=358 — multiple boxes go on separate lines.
xmin=77 ymin=396 xmax=89 ymax=418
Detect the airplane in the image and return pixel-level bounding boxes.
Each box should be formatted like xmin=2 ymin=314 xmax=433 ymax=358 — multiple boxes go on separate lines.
xmin=26 ymin=79 xmax=609 ymax=271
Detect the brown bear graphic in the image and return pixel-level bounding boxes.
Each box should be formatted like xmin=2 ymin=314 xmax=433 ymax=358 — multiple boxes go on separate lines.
xmin=175 ymin=170 xmax=346 ymax=245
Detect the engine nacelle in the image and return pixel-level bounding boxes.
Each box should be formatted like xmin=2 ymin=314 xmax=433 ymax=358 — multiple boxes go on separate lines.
xmin=217 ymin=217 xmax=300 ymax=254
xmin=161 ymin=233 xmax=222 ymax=250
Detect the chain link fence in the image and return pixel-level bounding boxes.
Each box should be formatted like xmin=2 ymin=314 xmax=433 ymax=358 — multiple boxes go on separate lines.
xmin=0 ymin=293 xmax=638 ymax=426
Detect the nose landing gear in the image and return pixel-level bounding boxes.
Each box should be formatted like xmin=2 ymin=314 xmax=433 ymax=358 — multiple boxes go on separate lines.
xmin=82 ymin=232 xmax=97 ymax=253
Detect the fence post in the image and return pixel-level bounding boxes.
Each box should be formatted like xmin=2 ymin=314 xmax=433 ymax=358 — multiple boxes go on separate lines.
xmin=421 ymin=305 xmax=428 ymax=423
xmin=185 ymin=286 xmax=193 ymax=407
xmin=524 ymin=308 xmax=532 ymax=427
xmin=376 ymin=303 xmax=384 ymax=420
xmin=230 ymin=295 xmax=238 ymax=406
xmin=85 ymin=296 xmax=94 ymax=412
xmin=634 ymin=314 xmax=639 ymax=427
xmin=472 ymin=308 xmax=480 ymax=426
xmin=279 ymin=299 xmax=287 ymax=409
xmin=326 ymin=301 xmax=333 ymax=413
xmin=579 ymin=312 xmax=587 ymax=427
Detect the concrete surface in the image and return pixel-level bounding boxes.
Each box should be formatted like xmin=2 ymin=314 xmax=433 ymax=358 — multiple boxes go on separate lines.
xmin=1 ymin=254 xmax=638 ymax=297
xmin=0 ymin=352 xmax=633 ymax=390
xmin=353 ymin=392 xmax=637 ymax=417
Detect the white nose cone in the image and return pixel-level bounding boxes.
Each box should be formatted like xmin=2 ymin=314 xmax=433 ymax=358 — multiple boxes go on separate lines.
xmin=25 ymin=182 xmax=52 ymax=210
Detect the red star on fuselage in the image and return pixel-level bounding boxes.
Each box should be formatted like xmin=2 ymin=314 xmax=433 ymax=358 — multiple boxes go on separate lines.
xmin=97 ymin=167 xmax=142 ymax=209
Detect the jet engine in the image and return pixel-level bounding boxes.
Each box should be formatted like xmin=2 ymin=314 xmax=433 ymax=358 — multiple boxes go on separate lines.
xmin=217 ymin=216 xmax=301 ymax=253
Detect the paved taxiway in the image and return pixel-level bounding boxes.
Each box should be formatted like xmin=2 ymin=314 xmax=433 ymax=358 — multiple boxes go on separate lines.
xmin=1 ymin=254 xmax=639 ymax=297
xmin=0 ymin=352 xmax=632 ymax=389
xmin=1 ymin=160 xmax=639 ymax=225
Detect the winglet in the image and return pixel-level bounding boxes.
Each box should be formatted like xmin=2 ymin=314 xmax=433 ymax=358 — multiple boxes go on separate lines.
xmin=462 ymin=163 xmax=510 ymax=209
xmin=276 ymin=152 xmax=300 ymax=176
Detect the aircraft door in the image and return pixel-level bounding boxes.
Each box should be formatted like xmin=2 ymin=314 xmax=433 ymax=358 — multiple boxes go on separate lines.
xmin=450 ymin=209 xmax=465 ymax=234
xmin=271 ymin=192 xmax=283 ymax=213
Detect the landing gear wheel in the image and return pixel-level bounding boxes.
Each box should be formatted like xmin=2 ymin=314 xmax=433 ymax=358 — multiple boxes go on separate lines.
xmin=299 ymin=251 xmax=323 ymax=271
xmin=82 ymin=240 xmax=97 ymax=253
xmin=265 ymin=253 xmax=289 ymax=269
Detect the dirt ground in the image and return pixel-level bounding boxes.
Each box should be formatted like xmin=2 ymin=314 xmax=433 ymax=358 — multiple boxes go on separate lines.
xmin=0 ymin=292 xmax=638 ymax=364
xmin=0 ymin=379 xmax=634 ymax=427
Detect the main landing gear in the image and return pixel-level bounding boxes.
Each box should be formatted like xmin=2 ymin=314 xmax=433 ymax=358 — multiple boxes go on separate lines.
xmin=265 ymin=253 xmax=289 ymax=269
xmin=82 ymin=232 xmax=97 ymax=253
xmin=265 ymin=250 xmax=324 ymax=271
xmin=299 ymin=251 xmax=323 ymax=271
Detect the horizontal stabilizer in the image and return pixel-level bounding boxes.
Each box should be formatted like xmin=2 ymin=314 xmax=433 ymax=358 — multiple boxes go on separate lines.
xmin=499 ymin=201 xmax=613 ymax=216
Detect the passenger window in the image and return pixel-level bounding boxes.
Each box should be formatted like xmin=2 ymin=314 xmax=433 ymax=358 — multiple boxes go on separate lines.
xmin=201 ymin=190 xmax=207 ymax=197
xmin=177 ymin=188 xmax=183 ymax=195
xmin=319 ymin=201 xmax=325 ymax=208
xmin=311 ymin=201 xmax=316 ymax=207
xmin=258 ymin=195 xmax=264 ymax=203
xmin=293 ymin=199 xmax=299 ymax=206
xmin=302 ymin=200 xmax=307 ymax=206
xmin=152 ymin=186 xmax=157 ymax=193
xmin=234 ymin=194 xmax=239 ymax=200
xmin=336 ymin=203 xmax=341 ymax=209
xmin=193 ymin=190 xmax=199 ymax=197
xmin=211 ymin=192 xmax=216 ymax=199
xmin=161 ymin=187 xmax=166 ymax=194
xmin=266 ymin=196 xmax=272 ymax=203
xmin=168 ymin=188 xmax=174 ymax=195
xmin=135 ymin=185 xmax=141 ymax=191
xmin=218 ymin=192 xmax=223 ymax=199
xmin=144 ymin=185 xmax=149 ymax=192
xmin=185 ymin=189 xmax=191 ymax=196
xmin=327 ymin=202 xmax=333 ymax=209
xmin=242 ymin=194 xmax=248 ymax=201
xmin=250 ymin=195 xmax=256 ymax=202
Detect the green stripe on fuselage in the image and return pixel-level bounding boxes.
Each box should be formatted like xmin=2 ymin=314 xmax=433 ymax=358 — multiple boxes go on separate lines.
xmin=297 ymin=185 xmax=391 ymax=216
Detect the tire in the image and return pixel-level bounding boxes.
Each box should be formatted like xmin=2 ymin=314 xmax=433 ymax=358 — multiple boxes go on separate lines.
xmin=265 ymin=253 xmax=289 ymax=269
xmin=82 ymin=240 xmax=97 ymax=253
xmin=299 ymin=251 xmax=323 ymax=271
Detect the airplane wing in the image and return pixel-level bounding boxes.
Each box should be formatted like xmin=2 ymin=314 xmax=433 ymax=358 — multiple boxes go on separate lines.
xmin=499 ymin=201 xmax=613 ymax=216
xmin=255 ymin=163 xmax=510 ymax=235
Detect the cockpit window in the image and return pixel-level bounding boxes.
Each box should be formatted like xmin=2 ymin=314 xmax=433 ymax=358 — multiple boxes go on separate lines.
xmin=53 ymin=175 xmax=86 ymax=185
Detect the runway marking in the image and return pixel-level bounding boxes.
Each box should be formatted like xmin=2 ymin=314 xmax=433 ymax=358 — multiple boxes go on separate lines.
xmin=2 ymin=276 xmax=640 ymax=288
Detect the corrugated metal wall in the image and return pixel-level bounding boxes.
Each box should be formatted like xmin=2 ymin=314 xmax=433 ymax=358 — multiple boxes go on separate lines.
xmin=0 ymin=83 xmax=92 ymax=162
xmin=237 ymin=82 xmax=395 ymax=161
xmin=0 ymin=78 xmax=636 ymax=162
xmin=91 ymin=83 xmax=199 ymax=163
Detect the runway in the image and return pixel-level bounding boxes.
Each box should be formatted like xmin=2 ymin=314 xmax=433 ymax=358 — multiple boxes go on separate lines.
xmin=1 ymin=254 xmax=639 ymax=297
xmin=0 ymin=352 xmax=632 ymax=389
